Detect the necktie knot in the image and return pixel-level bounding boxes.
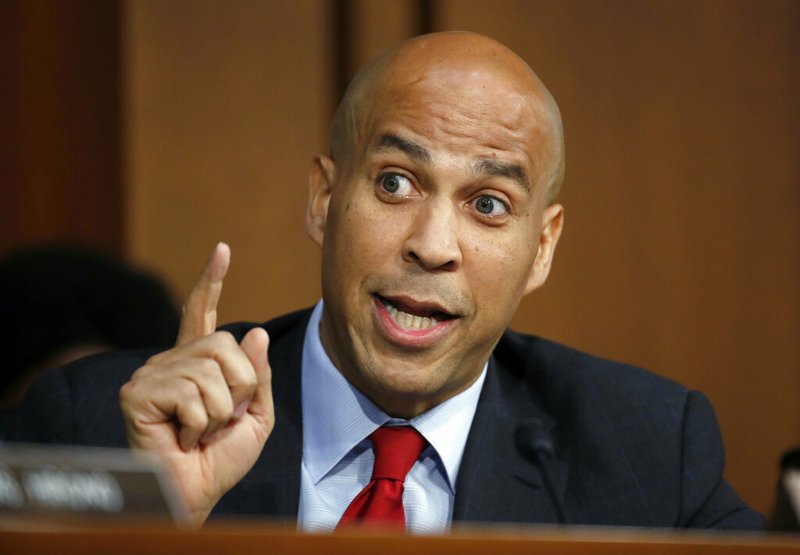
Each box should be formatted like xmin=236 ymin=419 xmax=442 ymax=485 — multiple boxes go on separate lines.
xmin=337 ymin=425 xmax=427 ymax=528
xmin=370 ymin=426 xmax=426 ymax=481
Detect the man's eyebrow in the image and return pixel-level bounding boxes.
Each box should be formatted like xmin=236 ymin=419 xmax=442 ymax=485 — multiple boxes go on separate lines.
xmin=373 ymin=134 xmax=530 ymax=192
xmin=473 ymin=158 xmax=530 ymax=192
xmin=373 ymin=134 xmax=432 ymax=164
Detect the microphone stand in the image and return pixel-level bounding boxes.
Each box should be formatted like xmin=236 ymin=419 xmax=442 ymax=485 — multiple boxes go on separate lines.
xmin=515 ymin=417 xmax=567 ymax=524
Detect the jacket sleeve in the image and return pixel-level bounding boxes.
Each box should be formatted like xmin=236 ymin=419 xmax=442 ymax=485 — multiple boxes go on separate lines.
xmin=6 ymin=351 xmax=145 ymax=448
xmin=678 ymin=390 xmax=764 ymax=530
xmin=7 ymin=366 xmax=76 ymax=444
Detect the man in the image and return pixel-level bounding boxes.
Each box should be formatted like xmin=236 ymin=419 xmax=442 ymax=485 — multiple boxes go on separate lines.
xmin=11 ymin=32 xmax=763 ymax=531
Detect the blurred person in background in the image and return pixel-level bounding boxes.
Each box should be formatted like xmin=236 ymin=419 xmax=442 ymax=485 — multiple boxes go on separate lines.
xmin=0 ymin=245 xmax=180 ymax=417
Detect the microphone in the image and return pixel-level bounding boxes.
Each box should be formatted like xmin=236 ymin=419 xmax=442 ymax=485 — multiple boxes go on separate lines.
xmin=515 ymin=417 xmax=567 ymax=524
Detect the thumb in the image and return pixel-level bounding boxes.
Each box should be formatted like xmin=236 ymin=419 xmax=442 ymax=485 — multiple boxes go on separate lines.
xmin=239 ymin=327 xmax=273 ymax=423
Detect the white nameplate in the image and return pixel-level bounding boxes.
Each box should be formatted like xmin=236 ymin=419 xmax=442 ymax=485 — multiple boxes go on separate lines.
xmin=0 ymin=443 xmax=187 ymax=523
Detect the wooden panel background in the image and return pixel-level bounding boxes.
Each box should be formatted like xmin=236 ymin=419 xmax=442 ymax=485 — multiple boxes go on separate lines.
xmin=1 ymin=0 xmax=797 ymax=518
xmin=0 ymin=0 xmax=121 ymax=253
xmin=123 ymin=0 xmax=329 ymax=321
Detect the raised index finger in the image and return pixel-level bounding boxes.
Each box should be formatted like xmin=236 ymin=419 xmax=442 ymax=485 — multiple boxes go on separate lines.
xmin=177 ymin=242 xmax=231 ymax=346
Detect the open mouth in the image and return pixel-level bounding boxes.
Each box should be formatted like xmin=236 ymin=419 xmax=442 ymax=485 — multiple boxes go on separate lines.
xmin=374 ymin=294 xmax=457 ymax=331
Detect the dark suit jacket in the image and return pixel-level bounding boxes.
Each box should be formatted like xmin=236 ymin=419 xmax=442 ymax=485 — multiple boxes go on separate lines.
xmin=9 ymin=308 xmax=763 ymax=529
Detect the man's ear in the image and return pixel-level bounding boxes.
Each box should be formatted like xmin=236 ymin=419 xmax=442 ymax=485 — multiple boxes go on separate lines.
xmin=524 ymin=203 xmax=564 ymax=294
xmin=306 ymin=155 xmax=336 ymax=247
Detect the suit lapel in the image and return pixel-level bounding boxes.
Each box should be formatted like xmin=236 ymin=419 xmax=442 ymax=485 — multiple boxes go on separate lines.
xmin=453 ymin=356 xmax=569 ymax=525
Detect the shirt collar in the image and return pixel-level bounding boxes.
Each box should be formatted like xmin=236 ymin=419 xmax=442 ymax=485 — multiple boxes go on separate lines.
xmin=301 ymin=300 xmax=487 ymax=493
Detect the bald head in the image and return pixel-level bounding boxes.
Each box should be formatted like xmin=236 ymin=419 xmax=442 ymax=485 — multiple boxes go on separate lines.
xmin=330 ymin=32 xmax=565 ymax=202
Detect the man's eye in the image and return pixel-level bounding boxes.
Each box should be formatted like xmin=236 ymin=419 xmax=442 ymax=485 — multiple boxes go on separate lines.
xmin=379 ymin=173 xmax=413 ymax=196
xmin=473 ymin=195 xmax=508 ymax=217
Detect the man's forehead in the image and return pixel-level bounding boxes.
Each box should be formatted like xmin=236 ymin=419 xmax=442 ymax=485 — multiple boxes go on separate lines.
xmin=375 ymin=53 xmax=536 ymax=108
xmin=381 ymin=31 xmax=537 ymax=81
xmin=333 ymin=32 xmax=565 ymax=200
xmin=362 ymin=57 xmax=546 ymax=148
xmin=357 ymin=81 xmax=544 ymax=191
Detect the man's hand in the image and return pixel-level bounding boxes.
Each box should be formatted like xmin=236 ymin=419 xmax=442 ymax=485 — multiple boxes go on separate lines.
xmin=119 ymin=243 xmax=274 ymax=526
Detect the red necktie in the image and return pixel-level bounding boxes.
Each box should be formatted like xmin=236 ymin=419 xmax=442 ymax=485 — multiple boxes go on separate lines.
xmin=337 ymin=426 xmax=426 ymax=529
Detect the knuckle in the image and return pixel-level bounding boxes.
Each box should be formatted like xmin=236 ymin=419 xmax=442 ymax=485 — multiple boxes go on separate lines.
xmin=195 ymin=357 xmax=222 ymax=379
xmin=213 ymin=330 xmax=237 ymax=348
xmin=179 ymin=404 xmax=208 ymax=430
xmin=206 ymin=398 xmax=234 ymax=423
xmin=240 ymin=372 xmax=258 ymax=391
xmin=127 ymin=362 xmax=157 ymax=385
xmin=118 ymin=380 xmax=136 ymax=404
xmin=228 ymin=360 xmax=258 ymax=392
xmin=175 ymin=378 xmax=201 ymax=400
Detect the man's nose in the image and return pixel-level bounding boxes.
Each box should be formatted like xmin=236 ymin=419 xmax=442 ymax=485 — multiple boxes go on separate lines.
xmin=401 ymin=199 xmax=463 ymax=271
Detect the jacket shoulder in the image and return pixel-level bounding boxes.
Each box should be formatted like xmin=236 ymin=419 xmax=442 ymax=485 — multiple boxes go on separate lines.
xmin=492 ymin=329 xmax=762 ymax=529
xmin=10 ymin=348 xmax=157 ymax=446
xmin=494 ymin=329 xmax=689 ymax=414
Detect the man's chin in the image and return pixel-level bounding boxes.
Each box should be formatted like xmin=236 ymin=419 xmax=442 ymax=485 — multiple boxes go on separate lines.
xmin=362 ymin=381 xmax=450 ymax=419
xmin=350 ymin=361 xmax=465 ymax=415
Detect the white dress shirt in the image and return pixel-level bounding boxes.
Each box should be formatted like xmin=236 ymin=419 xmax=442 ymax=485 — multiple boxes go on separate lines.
xmin=297 ymin=301 xmax=486 ymax=533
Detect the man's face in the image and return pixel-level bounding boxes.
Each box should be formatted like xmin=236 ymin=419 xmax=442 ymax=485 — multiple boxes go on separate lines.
xmin=307 ymin=64 xmax=562 ymax=417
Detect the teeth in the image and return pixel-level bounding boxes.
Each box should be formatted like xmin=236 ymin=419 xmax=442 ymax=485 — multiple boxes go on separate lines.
xmin=383 ymin=301 xmax=439 ymax=330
